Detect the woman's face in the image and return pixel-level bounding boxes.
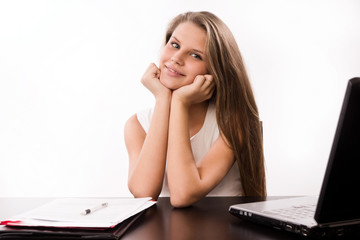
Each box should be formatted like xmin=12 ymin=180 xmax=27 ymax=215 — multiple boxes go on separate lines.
xmin=159 ymin=22 xmax=208 ymax=90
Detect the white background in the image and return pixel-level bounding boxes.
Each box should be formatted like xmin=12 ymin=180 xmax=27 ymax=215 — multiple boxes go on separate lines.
xmin=0 ymin=0 xmax=359 ymax=197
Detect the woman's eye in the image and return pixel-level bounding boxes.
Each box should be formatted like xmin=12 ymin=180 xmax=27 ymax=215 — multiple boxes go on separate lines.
xmin=171 ymin=43 xmax=179 ymax=49
xmin=191 ymin=53 xmax=202 ymax=60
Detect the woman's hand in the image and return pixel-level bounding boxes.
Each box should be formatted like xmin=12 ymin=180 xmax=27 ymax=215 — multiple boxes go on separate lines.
xmin=141 ymin=63 xmax=171 ymax=100
xmin=173 ymin=74 xmax=215 ymax=107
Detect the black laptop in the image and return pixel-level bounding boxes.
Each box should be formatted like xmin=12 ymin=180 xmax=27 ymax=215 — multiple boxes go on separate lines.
xmin=229 ymin=78 xmax=360 ymax=238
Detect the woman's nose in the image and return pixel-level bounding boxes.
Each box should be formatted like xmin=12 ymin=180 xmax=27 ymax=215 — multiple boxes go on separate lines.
xmin=171 ymin=51 xmax=184 ymax=65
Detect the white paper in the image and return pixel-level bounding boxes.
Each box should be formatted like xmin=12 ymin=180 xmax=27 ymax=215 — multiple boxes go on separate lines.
xmin=4 ymin=198 xmax=155 ymax=228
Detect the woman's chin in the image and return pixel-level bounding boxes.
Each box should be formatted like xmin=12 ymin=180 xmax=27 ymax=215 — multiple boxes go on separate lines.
xmin=159 ymin=79 xmax=179 ymax=91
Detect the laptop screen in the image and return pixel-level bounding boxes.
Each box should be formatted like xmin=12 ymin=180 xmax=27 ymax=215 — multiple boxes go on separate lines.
xmin=315 ymin=78 xmax=360 ymax=223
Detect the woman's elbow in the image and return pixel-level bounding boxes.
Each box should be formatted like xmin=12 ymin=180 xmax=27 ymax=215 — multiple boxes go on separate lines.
xmin=128 ymin=182 xmax=160 ymax=201
xmin=170 ymin=192 xmax=199 ymax=208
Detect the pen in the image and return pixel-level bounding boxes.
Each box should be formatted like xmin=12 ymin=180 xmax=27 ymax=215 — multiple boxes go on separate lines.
xmin=81 ymin=202 xmax=108 ymax=215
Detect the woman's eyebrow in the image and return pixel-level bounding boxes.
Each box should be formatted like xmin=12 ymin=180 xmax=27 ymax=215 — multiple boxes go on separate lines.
xmin=171 ymin=36 xmax=181 ymax=43
xmin=192 ymin=49 xmax=204 ymax=55
xmin=171 ymin=36 xmax=204 ymax=55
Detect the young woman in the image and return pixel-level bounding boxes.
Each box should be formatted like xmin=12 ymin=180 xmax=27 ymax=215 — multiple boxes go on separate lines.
xmin=125 ymin=11 xmax=266 ymax=207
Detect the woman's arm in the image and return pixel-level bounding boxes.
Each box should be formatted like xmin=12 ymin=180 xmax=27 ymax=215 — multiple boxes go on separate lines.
xmin=125 ymin=63 xmax=171 ymax=200
xmin=166 ymin=75 xmax=235 ymax=207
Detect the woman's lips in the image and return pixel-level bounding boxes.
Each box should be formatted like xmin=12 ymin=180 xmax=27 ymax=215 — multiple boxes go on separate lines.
xmin=165 ymin=65 xmax=185 ymax=77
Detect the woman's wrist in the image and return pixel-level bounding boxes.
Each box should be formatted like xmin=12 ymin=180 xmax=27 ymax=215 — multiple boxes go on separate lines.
xmin=171 ymin=94 xmax=191 ymax=110
xmin=155 ymin=90 xmax=172 ymax=105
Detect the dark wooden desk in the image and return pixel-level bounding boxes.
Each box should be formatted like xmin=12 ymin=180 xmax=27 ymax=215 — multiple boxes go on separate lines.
xmin=0 ymin=197 xmax=305 ymax=240
xmin=123 ymin=196 xmax=304 ymax=240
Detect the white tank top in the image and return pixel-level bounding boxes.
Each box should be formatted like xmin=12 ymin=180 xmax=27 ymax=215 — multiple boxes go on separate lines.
xmin=136 ymin=102 xmax=243 ymax=196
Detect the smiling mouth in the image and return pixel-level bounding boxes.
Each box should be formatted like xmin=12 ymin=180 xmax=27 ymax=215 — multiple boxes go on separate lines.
xmin=165 ymin=65 xmax=185 ymax=76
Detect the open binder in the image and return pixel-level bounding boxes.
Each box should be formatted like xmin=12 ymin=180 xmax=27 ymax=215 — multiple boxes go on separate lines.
xmin=0 ymin=198 xmax=155 ymax=239
xmin=0 ymin=211 xmax=143 ymax=239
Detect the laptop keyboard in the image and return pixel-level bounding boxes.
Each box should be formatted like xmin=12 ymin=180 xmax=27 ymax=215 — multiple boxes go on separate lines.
xmin=263 ymin=203 xmax=316 ymax=220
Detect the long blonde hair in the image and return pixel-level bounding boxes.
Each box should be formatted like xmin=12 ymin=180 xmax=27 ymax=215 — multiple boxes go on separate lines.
xmin=165 ymin=11 xmax=266 ymax=197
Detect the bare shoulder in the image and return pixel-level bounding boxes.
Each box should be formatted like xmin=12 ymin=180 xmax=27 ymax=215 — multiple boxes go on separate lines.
xmin=124 ymin=114 xmax=146 ymax=147
xmin=125 ymin=114 xmax=141 ymax=132
xmin=198 ymin=133 xmax=234 ymax=170
xmin=210 ymin=133 xmax=234 ymax=161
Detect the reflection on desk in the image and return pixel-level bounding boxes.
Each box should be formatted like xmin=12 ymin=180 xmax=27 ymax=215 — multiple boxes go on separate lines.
xmin=123 ymin=197 xmax=304 ymax=240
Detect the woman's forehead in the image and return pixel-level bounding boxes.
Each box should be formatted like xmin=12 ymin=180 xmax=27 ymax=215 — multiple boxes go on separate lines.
xmin=171 ymin=22 xmax=207 ymax=51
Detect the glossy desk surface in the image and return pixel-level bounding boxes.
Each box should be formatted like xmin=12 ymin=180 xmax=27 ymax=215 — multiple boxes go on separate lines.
xmin=123 ymin=196 xmax=304 ymax=240
xmin=0 ymin=197 xmax=306 ymax=240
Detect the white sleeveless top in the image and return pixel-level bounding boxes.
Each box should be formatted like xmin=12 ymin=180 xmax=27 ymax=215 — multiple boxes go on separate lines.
xmin=136 ymin=102 xmax=243 ymax=196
